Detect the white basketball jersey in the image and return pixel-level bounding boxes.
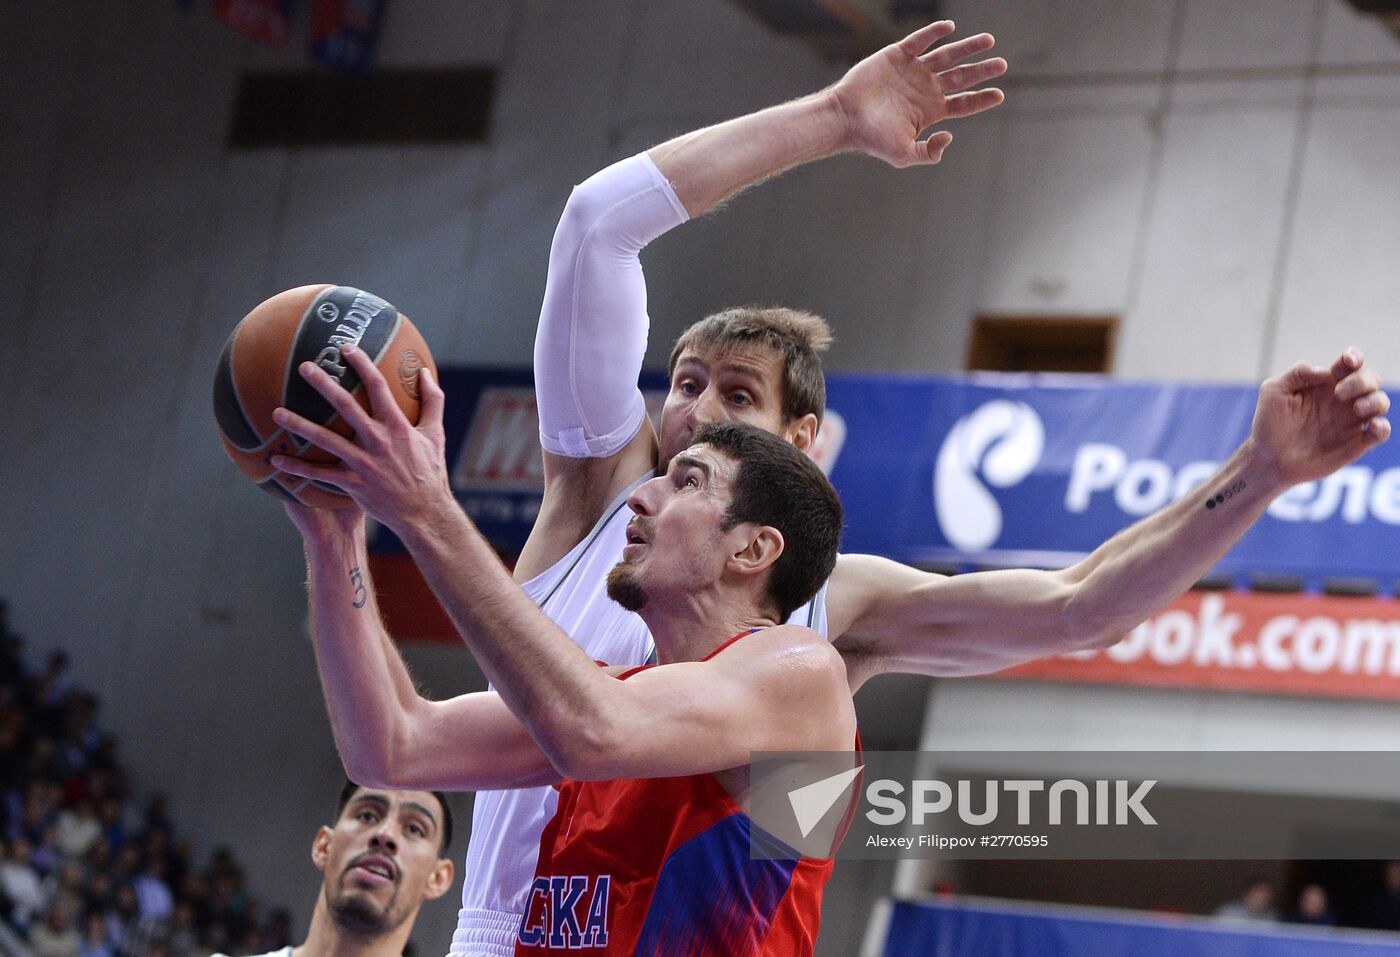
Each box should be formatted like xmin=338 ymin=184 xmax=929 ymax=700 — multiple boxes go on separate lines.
xmin=450 ymin=475 xmax=830 ymax=957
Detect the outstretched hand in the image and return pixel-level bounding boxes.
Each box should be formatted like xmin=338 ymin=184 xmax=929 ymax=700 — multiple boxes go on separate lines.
xmin=831 ymin=20 xmax=1007 ymax=168
xmin=1251 ymin=348 xmax=1391 ymax=488
xmin=269 ymin=344 xmax=453 ymax=536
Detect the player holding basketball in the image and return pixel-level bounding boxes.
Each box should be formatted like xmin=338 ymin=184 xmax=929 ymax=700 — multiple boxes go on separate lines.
xmin=281 ymin=417 xmax=853 ymax=954
xmin=270 ymin=19 xmax=1391 ymax=957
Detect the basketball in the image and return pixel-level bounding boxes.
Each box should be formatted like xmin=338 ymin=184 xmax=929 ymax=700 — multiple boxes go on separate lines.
xmin=212 ymin=284 xmax=437 ymax=508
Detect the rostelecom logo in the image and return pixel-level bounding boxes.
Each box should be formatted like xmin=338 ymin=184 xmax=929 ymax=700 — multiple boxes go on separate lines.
xmin=934 ymin=401 xmax=1045 ymax=551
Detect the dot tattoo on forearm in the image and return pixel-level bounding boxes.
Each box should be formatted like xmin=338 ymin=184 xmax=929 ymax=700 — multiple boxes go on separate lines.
xmin=1205 ymin=480 xmax=1247 ymax=510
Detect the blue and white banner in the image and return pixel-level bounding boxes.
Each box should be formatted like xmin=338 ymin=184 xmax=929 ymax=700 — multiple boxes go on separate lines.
xmin=380 ymin=369 xmax=1399 ymax=589
xmin=823 ymin=372 xmax=1398 ymax=587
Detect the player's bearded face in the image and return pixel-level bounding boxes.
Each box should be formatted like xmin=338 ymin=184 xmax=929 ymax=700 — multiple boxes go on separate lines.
xmin=606 ymin=561 xmax=647 ymax=611
xmin=328 ymin=850 xmax=407 ymax=935
xmin=607 ymin=514 xmax=657 ymax=611
xmin=319 ymin=791 xmax=447 ymax=940
xmin=609 ymin=449 xmax=733 ymax=612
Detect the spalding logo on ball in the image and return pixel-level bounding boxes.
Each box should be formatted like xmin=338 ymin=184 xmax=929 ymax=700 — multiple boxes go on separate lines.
xmin=213 ymin=284 xmax=437 ymax=508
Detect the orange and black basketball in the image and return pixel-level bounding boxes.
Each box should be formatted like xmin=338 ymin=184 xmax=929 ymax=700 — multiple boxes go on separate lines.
xmin=212 ymin=284 xmax=436 ymax=508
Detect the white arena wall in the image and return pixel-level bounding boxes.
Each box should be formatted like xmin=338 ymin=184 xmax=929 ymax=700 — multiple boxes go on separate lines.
xmin=3 ymin=1 xmax=1400 ymax=953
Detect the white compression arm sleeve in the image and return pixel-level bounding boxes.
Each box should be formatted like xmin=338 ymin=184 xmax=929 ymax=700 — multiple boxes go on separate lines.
xmin=533 ymin=152 xmax=689 ymax=458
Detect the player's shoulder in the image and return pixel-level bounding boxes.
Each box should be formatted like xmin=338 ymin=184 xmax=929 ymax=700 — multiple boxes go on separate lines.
xmin=748 ymin=626 xmax=854 ymax=744
xmin=741 ymin=625 xmax=847 ymax=685
xmin=758 ymin=622 xmax=831 ymax=650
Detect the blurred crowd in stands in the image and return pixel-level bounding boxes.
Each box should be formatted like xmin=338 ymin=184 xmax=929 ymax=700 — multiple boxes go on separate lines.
xmin=0 ymin=600 xmax=291 ymax=957
xmin=1215 ymin=864 xmax=1400 ymax=933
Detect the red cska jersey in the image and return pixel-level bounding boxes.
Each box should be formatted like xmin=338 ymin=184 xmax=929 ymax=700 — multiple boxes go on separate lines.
xmin=514 ymin=632 xmax=851 ymax=955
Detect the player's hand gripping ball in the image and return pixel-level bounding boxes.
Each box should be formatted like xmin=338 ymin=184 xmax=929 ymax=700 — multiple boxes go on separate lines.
xmin=212 ymin=284 xmax=437 ymax=507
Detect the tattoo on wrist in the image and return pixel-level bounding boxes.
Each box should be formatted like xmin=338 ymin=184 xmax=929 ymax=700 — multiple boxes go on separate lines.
xmin=349 ymin=566 xmax=368 ymax=609
xmin=1205 ymin=479 xmax=1247 ymax=510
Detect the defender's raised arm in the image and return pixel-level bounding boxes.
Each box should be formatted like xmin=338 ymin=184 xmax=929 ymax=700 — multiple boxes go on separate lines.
xmin=522 ymin=21 xmax=1007 ymax=580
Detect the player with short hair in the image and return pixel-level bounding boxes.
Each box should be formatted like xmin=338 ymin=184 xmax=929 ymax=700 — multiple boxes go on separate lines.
xmin=270 ymin=19 xmax=1390 ymax=955
xmin=219 ymin=782 xmax=455 ymax=957
xmin=278 ymin=388 xmax=856 ymax=952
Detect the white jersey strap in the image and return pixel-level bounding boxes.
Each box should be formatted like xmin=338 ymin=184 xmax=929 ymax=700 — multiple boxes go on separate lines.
xmin=522 ymin=471 xmax=653 ymax=608
xmin=789 ymin=578 xmax=830 ymax=640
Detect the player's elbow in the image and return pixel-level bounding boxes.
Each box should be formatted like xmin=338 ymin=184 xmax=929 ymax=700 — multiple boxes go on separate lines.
xmin=1064 ymin=624 xmax=1127 ymax=653
xmin=1057 ymin=578 xmax=1129 ymax=651
xmin=1084 ymin=625 xmax=1129 ymax=651
xmin=546 ymin=710 xmax=632 ymax=782
xmin=340 ymin=716 xmax=427 ymax=790
xmin=551 ymin=747 xmax=616 ymax=783
xmin=551 ymin=182 xmax=613 ymax=256
xmin=341 ymin=749 xmax=397 ymax=790
xmin=347 ymin=743 xmax=447 ymax=791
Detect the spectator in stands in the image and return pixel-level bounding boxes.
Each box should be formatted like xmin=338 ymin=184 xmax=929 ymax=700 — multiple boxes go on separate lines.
xmin=135 ymin=854 xmax=175 ymax=922
xmin=82 ymin=871 xmax=114 ymax=921
xmin=166 ymin=901 xmax=198 ymax=957
xmin=176 ymin=873 xmax=208 ymax=928
xmin=38 ymin=652 xmax=73 ymax=711
xmin=207 ymin=868 xmax=248 ymax=944
xmin=215 ymin=783 xmax=455 ymax=957
xmin=258 ymin=909 xmax=290 ymax=954
xmin=113 ymin=845 xmax=142 ymax=886
xmin=1214 ymin=875 xmax=1279 ymax=922
xmin=1363 ymin=860 xmax=1400 ymax=930
xmin=30 ymin=822 xmax=63 ymax=877
xmin=168 ymin=842 xmax=193 ymax=906
xmin=203 ymin=919 xmax=231 ymax=957
xmin=0 ymin=722 xmax=24 ymax=794
xmin=0 ymin=864 xmax=11 ymax=931
xmin=59 ymin=691 xmax=99 ymax=778
xmin=13 ymin=780 xmax=56 ymax=846
xmin=55 ymin=799 xmax=101 ymax=860
xmin=96 ymin=799 xmax=125 ymax=852
xmin=89 ymin=736 xmax=119 ymax=777
xmin=102 ymin=883 xmax=139 ymax=954
xmin=78 ymin=910 xmax=113 ymax=957
xmin=142 ymin=794 xmax=173 ymax=840
xmin=0 ymin=602 xmax=23 ymax=690
xmin=232 ymin=901 xmax=263 ymax=957
xmin=29 ymin=900 xmax=81 ymax=957
xmin=0 ymin=837 xmax=48 ymax=931
xmin=1285 ymin=883 xmax=1336 ymax=927
xmin=50 ymin=861 xmax=86 ymax=920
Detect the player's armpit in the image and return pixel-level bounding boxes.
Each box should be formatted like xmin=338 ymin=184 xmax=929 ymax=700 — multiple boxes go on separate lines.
xmin=555 ymin=627 xmax=854 ymax=782
xmin=828 ymin=553 xmax=1085 ymax=684
xmin=357 ymin=690 xmax=561 ymax=793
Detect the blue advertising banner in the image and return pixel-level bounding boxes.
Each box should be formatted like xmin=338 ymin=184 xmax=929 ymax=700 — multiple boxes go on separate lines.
xmin=374 ymin=368 xmax=1399 ymax=590
xmin=823 ymin=372 xmax=1397 ymax=587
xmin=881 ymin=898 xmax=1400 ymax=957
